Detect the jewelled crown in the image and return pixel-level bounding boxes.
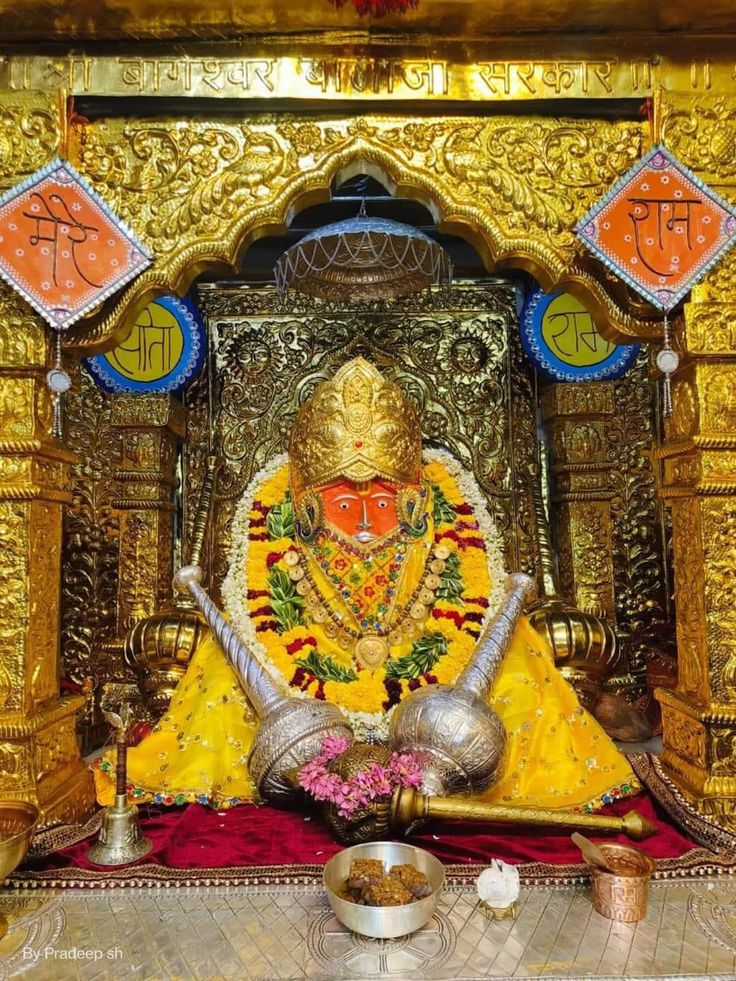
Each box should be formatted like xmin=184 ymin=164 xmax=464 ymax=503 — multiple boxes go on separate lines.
xmin=289 ymin=358 xmax=422 ymax=499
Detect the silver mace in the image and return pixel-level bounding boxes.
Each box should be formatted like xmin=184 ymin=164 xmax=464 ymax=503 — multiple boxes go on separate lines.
xmin=389 ymin=573 xmax=538 ymax=796
xmin=173 ymin=565 xmax=353 ymax=801
xmin=88 ymin=700 xmax=153 ymax=866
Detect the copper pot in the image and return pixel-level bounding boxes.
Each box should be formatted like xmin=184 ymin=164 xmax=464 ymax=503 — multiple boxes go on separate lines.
xmin=590 ymin=842 xmax=656 ymax=922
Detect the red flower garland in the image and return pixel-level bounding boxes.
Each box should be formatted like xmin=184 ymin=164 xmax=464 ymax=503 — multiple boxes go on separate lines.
xmin=328 ymin=0 xmax=418 ymax=16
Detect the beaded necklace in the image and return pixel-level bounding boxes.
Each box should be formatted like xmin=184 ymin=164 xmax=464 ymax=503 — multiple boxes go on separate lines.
xmin=282 ymin=530 xmax=451 ymax=670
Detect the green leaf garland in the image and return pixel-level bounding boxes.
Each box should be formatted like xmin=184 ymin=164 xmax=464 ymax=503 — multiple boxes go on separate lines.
xmin=267 ymin=565 xmax=304 ymax=632
xmin=431 ymin=481 xmax=457 ymax=526
xmin=267 ymin=491 xmax=295 ymax=540
xmin=295 ymin=649 xmax=359 ymax=683
xmin=436 ymin=551 xmax=464 ymax=602
xmin=385 ymin=632 xmax=448 ymax=680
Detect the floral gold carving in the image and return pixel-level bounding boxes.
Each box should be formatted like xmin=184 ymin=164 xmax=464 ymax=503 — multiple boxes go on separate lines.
xmin=191 ymin=282 xmax=538 ymax=602
xmin=661 ymin=709 xmax=707 ymax=769
xmin=0 ymin=286 xmax=49 ymax=366
xmin=667 ymin=377 xmax=698 ymax=441
xmin=118 ymin=512 xmax=161 ymax=631
xmin=684 ymin=303 xmax=736 ymax=356
xmin=64 ymin=113 xmax=659 ymax=352
xmin=706 ymin=371 xmax=736 ymax=432
xmin=669 ymin=498 xmax=708 ymax=701
xmin=660 ymin=93 xmax=736 ymax=184
xmin=0 ymin=92 xmax=60 ymax=190
xmin=0 ymin=743 xmax=26 ymax=784
xmin=564 ymin=503 xmax=614 ymax=619
xmin=712 ymin=728 xmax=736 ymax=778
xmin=702 ymin=500 xmax=736 ymax=703
xmin=0 ymin=379 xmax=35 ymax=440
xmin=606 ymin=355 xmax=668 ymax=670
xmin=0 ymin=502 xmax=28 ymax=715
xmin=61 ymin=369 xmax=120 ymax=689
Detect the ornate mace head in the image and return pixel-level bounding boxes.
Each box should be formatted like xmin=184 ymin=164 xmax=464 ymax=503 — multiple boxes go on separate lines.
xmin=289 ymin=358 xmax=422 ymax=503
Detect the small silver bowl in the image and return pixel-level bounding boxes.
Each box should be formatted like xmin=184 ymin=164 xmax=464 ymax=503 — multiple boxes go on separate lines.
xmin=323 ymin=841 xmax=445 ymax=939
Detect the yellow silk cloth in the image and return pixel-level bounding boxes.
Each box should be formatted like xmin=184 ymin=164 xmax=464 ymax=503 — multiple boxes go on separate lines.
xmin=94 ymin=617 xmax=638 ymax=810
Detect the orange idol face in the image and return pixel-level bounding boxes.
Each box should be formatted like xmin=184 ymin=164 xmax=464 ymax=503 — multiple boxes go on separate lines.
xmin=320 ymin=479 xmax=401 ymax=544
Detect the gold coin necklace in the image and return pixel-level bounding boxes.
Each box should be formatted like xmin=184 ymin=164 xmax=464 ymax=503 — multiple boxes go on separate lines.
xmin=287 ymin=538 xmax=451 ymax=671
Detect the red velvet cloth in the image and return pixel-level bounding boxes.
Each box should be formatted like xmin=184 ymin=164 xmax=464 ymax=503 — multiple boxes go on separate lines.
xmin=29 ymin=793 xmax=698 ymax=873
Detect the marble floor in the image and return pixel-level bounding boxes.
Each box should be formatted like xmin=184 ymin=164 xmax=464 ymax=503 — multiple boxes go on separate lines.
xmin=1 ymin=874 xmax=735 ymax=981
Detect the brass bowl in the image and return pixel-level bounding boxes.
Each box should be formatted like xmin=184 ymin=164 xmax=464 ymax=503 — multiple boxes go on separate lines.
xmin=0 ymin=801 xmax=39 ymax=940
xmin=323 ymin=841 xmax=445 ymax=939
xmin=0 ymin=801 xmax=39 ymax=881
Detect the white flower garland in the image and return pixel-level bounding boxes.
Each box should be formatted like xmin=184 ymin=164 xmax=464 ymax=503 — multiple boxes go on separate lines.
xmin=422 ymin=445 xmax=508 ymax=632
xmin=222 ymin=448 xmax=510 ymax=740
xmin=222 ymin=452 xmax=291 ymax=697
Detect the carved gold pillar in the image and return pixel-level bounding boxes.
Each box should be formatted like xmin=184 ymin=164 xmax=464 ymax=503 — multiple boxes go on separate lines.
xmin=541 ymin=383 xmax=616 ymax=620
xmin=656 ymin=265 xmax=736 ymax=829
xmin=109 ymin=395 xmax=183 ymax=646
xmin=0 ymin=287 xmax=94 ymax=821
xmin=654 ymin=93 xmax=736 ymax=829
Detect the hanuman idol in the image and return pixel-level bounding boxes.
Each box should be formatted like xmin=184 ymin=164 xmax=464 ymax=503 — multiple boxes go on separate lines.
xmin=95 ymin=358 xmax=638 ymax=813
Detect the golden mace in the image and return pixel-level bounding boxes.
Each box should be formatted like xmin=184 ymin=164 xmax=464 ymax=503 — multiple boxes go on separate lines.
xmin=320 ymin=744 xmax=657 ymax=844
xmin=389 ymin=786 xmax=656 ymax=842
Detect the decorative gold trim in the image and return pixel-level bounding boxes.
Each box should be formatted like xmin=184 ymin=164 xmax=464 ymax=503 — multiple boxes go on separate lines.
xmin=56 ymin=112 xmax=661 ymax=351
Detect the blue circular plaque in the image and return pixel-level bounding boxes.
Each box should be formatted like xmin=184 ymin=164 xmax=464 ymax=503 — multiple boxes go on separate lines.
xmin=520 ymin=287 xmax=639 ymax=382
xmin=85 ymin=295 xmax=205 ymax=394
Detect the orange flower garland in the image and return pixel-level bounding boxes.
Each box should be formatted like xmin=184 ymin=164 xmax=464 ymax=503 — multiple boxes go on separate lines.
xmin=222 ymin=449 xmax=507 ymax=741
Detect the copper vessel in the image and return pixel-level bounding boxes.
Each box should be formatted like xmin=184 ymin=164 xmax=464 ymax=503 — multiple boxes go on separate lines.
xmin=589 ymin=842 xmax=656 ymax=922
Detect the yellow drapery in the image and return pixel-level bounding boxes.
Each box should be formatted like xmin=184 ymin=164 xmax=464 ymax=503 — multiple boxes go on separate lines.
xmin=95 ymin=454 xmax=638 ymax=811
xmin=94 ymin=617 xmax=637 ymax=810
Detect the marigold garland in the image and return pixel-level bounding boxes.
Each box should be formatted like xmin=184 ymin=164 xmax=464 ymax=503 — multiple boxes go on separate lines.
xmin=222 ymin=448 xmax=507 ymax=742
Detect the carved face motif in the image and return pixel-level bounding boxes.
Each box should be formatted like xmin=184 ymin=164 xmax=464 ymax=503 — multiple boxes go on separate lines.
xmin=320 ymin=479 xmax=400 ymax=543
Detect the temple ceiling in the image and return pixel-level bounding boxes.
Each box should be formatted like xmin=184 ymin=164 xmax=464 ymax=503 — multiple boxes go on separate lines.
xmin=0 ymin=0 xmax=733 ymax=43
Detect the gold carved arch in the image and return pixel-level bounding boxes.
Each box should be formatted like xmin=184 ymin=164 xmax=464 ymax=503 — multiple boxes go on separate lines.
xmin=60 ymin=112 xmax=661 ymax=354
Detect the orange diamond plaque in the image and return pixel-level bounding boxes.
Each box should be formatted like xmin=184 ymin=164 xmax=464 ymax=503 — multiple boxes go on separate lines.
xmin=0 ymin=158 xmax=151 ymax=329
xmin=576 ymin=145 xmax=736 ymax=311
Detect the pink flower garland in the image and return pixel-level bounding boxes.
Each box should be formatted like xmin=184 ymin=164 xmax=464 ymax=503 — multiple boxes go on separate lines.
xmin=298 ymin=735 xmax=423 ymax=819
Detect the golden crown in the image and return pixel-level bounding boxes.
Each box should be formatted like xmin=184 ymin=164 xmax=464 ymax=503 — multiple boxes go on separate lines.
xmin=289 ymin=358 xmax=422 ymax=499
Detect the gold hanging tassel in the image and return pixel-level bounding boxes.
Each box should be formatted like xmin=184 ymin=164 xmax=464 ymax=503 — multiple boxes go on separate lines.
xmin=655 ymin=313 xmax=679 ymax=418
xmin=46 ymin=329 xmax=72 ymax=439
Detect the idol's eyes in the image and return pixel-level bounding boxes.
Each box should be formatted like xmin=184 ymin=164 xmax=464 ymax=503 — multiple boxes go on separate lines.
xmin=338 ymin=501 xmax=352 ymax=511
xmin=371 ymin=493 xmax=393 ymax=509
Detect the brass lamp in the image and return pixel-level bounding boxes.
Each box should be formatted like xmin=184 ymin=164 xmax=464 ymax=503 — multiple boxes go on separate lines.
xmin=88 ymin=693 xmax=153 ymax=866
